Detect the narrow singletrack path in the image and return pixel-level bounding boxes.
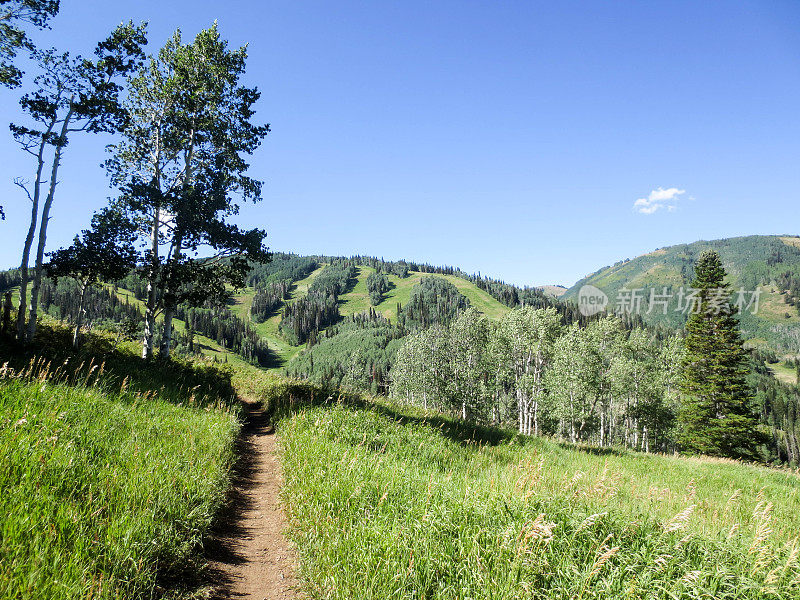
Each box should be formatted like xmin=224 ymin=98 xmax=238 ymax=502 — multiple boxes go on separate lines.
xmin=206 ymin=398 xmax=301 ymax=599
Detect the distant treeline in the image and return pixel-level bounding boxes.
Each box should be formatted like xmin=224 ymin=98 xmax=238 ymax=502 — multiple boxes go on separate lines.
xmin=751 ymin=349 xmax=800 ymax=464
xmin=38 ymin=278 xmax=142 ymax=331
xmin=315 ymin=253 xmax=615 ymax=328
xmin=0 ymin=269 xmax=21 ymax=293
xmin=366 ymin=271 xmax=390 ymax=305
xmin=284 ymin=273 xmax=668 ymax=399
xmin=4 ymin=269 xmax=272 ymax=366
xmin=247 ymin=253 xmax=318 ymax=288
xmin=284 ymin=276 xmax=472 ymax=389
xmin=396 ymin=276 xmax=469 ymax=330
xmin=250 ymin=280 xmax=290 ymax=323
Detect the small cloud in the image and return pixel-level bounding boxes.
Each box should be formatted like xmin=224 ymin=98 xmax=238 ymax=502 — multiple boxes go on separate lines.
xmin=633 ymin=187 xmax=686 ymax=214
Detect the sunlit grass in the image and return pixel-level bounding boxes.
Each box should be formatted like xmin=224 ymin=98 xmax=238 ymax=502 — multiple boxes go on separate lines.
xmin=0 ymin=333 xmax=240 ymax=599
xmin=263 ymin=380 xmax=800 ymax=599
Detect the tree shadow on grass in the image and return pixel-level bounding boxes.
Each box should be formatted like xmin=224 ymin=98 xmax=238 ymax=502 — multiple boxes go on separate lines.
xmin=0 ymin=321 xmax=237 ymax=409
xmin=556 ymin=441 xmax=630 ymax=458
xmin=258 ymin=378 xmax=525 ymax=449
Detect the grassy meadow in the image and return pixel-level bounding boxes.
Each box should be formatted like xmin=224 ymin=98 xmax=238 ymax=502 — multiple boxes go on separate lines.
xmin=251 ymin=378 xmax=800 ymax=600
xmin=4 ymin=320 xmax=800 ymax=599
xmin=0 ymin=324 xmax=241 ymax=599
xmin=337 ymin=267 xmax=511 ymax=322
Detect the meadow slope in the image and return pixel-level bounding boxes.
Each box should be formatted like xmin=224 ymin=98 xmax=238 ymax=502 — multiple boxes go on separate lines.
xmin=229 ymin=265 xmax=511 ymax=368
xmin=0 ymin=325 xmax=241 ymax=599
xmin=249 ymin=378 xmax=800 ymax=600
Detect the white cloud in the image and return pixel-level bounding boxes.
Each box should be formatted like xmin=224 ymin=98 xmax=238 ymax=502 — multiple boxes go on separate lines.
xmin=633 ymin=187 xmax=686 ymax=214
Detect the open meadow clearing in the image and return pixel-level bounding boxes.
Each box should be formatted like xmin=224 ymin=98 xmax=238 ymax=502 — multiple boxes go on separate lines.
xmin=251 ymin=378 xmax=800 ymax=600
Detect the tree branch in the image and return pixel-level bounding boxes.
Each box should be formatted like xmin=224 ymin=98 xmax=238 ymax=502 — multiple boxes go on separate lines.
xmin=13 ymin=177 xmax=33 ymax=202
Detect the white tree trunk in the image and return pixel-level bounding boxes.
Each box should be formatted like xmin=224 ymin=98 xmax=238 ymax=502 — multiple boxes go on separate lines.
xmin=72 ymin=280 xmax=88 ymax=349
xmin=142 ymin=205 xmax=160 ymax=359
xmin=27 ymin=105 xmax=74 ymax=343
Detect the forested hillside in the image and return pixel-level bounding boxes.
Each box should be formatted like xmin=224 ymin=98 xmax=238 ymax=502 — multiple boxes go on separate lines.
xmin=564 ymin=235 xmax=800 ymax=352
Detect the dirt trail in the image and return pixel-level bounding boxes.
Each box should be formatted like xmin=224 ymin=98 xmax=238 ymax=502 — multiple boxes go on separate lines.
xmin=205 ymin=398 xmax=302 ymax=599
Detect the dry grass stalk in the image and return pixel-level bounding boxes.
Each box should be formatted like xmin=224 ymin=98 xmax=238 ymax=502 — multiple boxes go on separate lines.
xmin=664 ymin=504 xmax=696 ymax=533
xmin=576 ymin=512 xmax=607 ymax=534
xmin=681 ymin=570 xmax=702 ymax=585
xmin=517 ymin=513 xmax=555 ymax=555
xmin=588 ymin=535 xmax=620 ymax=579
xmin=750 ymin=501 xmax=775 ymax=575
xmin=591 ymin=463 xmax=619 ymax=501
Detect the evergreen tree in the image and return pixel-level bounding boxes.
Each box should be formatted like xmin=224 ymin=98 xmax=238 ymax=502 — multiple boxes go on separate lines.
xmin=366 ymin=271 xmax=390 ymax=305
xmin=679 ymin=250 xmax=763 ymax=460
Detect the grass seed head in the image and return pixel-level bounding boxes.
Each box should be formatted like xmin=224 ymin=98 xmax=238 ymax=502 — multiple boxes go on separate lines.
xmin=665 ymin=504 xmax=696 ymax=533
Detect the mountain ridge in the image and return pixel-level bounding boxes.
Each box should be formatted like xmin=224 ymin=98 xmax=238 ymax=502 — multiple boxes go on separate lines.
xmin=562 ymin=234 xmax=800 ymax=354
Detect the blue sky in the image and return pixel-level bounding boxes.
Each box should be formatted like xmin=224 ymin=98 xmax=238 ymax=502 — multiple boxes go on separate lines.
xmin=1 ymin=0 xmax=799 ymax=286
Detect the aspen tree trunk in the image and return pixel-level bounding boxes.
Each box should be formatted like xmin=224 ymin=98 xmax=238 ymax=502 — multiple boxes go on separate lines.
xmin=72 ymin=279 xmax=88 ymax=349
xmin=27 ymin=104 xmax=74 ymax=343
xmin=142 ymin=205 xmax=160 ymax=358
xmin=1 ymin=292 xmax=11 ymax=334
xmin=527 ymin=401 xmax=534 ymax=436
xmin=600 ymin=411 xmax=605 ymax=446
xmin=624 ymin=398 xmax=631 ymax=447
xmin=608 ymin=396 xmax=615 ymax=446
xmin=160 ymin=236 xmax=181 ymax=358
xmin=160 ymin=126 xmax=195 ymax=358
xmin=17 ymin=120 xmax=56 ymax=341
xmin=141 ymin=123 xmax=165 ymax=359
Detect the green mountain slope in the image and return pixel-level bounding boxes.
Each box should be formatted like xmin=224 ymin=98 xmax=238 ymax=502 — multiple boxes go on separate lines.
xmin=563 ymin=235 xmax=800 ymax=353
xmin=230 ymin=265 xmax=325 ymax=364
xmin=229 ymin=262 xmax=512 ymax=369
xmin=338 ymin=266 xmax=511 ymax=322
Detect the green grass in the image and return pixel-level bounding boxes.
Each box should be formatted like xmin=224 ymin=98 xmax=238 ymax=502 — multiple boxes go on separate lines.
xmin=0 ymin=320 xmax=243 ymax=598
xmin=0 ymin=349 xmax=239 ymax=598
xmin=255 ymin=379 xmax=800 ymax=599
xmin=768 ymin=361 xmax=799 ymax=386
xmin=436 ymin=273 xmax=511 ymax=321
xmin=336 ymin=266 xmax=377 ymax=316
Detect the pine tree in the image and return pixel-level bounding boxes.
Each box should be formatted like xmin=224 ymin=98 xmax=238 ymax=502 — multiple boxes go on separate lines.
xmin=679 ymin=250 xmax=762 ymax=460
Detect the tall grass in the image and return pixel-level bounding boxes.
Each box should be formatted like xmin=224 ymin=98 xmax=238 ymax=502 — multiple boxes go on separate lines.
xmin=267 ymin=382 xmax=800 ymax=599
xmin=0 ymin=328 xmax=240 ymax=598
xmin=0 ymin=319 xmax=239 ymax=410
